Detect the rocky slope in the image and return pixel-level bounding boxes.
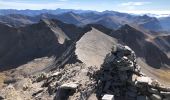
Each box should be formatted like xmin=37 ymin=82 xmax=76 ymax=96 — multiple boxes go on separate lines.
xmin=1 ymin=28 xmax=170 ymax=100
xmin=75 ymin=28 xmax=117 ymax=67
xmin=132 ymin=15 xmax=162 ymax=32
xmin=154 ymin=35 xmax=170 ymax=57
xmin=0 ymin=14 xmax=37 ymax=27
xmin=0 ymin=19 xmax=87 ymax=71
xmin=112 ymin=24 xmax=170 ymax=68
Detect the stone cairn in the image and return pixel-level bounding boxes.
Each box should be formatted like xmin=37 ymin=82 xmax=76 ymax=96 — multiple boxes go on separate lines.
xmin=96 ymin=44 xmax=170 ymax=100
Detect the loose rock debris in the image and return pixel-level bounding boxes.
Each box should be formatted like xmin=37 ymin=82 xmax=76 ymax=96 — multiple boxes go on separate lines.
xmin=1 ymin=45 xmax=170 ymax=100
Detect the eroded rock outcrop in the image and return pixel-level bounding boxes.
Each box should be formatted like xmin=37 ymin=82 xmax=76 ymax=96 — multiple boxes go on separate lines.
xmin=96 ymin=44 xmax=170 ymax=100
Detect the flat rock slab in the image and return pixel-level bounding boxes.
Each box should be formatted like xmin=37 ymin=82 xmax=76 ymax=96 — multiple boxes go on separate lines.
xmin=60 ymin=83 xmax=78 ymax=89
xmin=102 ymin=94 xmax=114 ymax=100
xmin=76 ymin=28 xmax=117 ymax=67
xmin=136 ymin=76 xmax=152 ymax=84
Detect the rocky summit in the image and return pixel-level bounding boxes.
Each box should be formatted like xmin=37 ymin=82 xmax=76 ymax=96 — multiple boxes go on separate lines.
xmin=0 ymin=27 xmax=170 ymax=100
xmin=0 ymin=7 xmax=170 ymax=100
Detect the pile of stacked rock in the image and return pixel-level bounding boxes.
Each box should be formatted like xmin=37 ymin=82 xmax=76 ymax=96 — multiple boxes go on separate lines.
xmin=96 ymin=45 xmax=170 ymax=100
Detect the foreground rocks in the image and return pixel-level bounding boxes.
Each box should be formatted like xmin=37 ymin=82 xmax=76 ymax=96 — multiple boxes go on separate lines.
xmin=95 ymin=45 xmax=170 ymax=100
xmin=1 ymin=44 xmax=170 ymax=100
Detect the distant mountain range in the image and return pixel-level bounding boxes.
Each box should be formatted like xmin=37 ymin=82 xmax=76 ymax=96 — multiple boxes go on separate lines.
xmin=0 ymin=9 xmax=170 ymax=32
xmin=0 ymin=9 xmax=94 ymax=16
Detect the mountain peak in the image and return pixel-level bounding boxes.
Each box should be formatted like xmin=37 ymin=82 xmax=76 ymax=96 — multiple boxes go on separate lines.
xmin=142 ymin=14 xmax=150 ymax=18
xmin=118 ymin=24 xmax=140 ymax=32
xmin=120 ymin=24 xmax=132 ymax=29
xmin=62 ymin=11 xmax=79 ymax=16
xmin=112 ymin=25 xmax=145 ymax=46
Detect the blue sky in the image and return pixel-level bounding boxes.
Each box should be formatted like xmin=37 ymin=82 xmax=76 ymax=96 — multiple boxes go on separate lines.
xmin=0 ymin=0 xmax=170 ymax=14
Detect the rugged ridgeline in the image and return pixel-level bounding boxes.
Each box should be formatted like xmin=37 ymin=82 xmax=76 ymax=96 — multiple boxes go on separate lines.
xmin=1 ymin=28 xmax=170 ymax=100
xmin=0 ymin=19 xmax=90 ymax=71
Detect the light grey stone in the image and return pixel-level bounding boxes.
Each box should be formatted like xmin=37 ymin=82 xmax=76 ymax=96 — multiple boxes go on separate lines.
xmin=148 ymin=88 xmax=159 ymax=94
xmin=51 ymin=72 xmax=60 ymax=77
xmin=36 ymin=72 xmax=48 ymax=82
xmin=150 ymin=94 xmax=161 ymax=100
xmin=102 ymin=94 xmax=114 ymax=100
xmin=60 ymin=83 xmax=78 ymax=89
xmin=136 ymin=76 xmax=152 ymax=84
xmin=160 ymin=91 xmax=170 ymax=99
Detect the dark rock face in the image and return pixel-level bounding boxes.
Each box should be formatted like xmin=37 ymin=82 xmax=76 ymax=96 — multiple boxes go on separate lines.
xmin=55 ymin=12 xmax=84 ymax=25
xmin=0 ymin=19 xmax=86 ymax=70
xmin=86 ymin=24 xmax=113 ymax=36
xmin=93 ymin=16 xmax=122 ymax=29
xmin=159 ymin=17 xmax=170 ymax=31
xmin=144 ymin=42 xmax=170 ymax=67
xmin=0 ymin=14 xmax=37 ymax=27
xmin=154 ymin=35 xmax=170 ymax=54
xmin=112 ymin=25 xmax=170 ymax=68
xmin=133 ymin=15 xmax=162 ymax=32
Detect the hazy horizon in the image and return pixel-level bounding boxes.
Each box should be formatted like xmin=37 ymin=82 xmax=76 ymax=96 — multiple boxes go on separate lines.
xmin=0 ymin=0 xmax=170 ymax=16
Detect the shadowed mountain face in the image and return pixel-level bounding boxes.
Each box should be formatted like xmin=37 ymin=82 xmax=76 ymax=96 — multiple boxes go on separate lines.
xmin=86 ymin=24 xmax=113 ymax=36
xmin=0 ymin=19 xmax=87 ymax=71
xmin=55 ymin=12 xmax=84 ymax=25
xmin=0 ymin=14 xmax=38 ymax=27
xmin=132 ymin=15 xmax=162 ymax=32
xmin=112 ymin=25 xmax=170 ymax=68
xmin=154 ymin=35 xmax=170 ymax=56
xmin=159 ymin=17 xmax=170 ymax=31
